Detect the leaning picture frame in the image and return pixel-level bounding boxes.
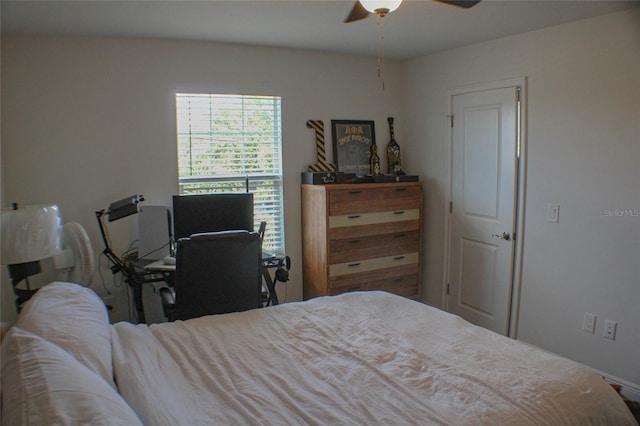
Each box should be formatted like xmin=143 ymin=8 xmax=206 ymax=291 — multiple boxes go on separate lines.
xmin=331 ymin=120 xmax=375 ymax=176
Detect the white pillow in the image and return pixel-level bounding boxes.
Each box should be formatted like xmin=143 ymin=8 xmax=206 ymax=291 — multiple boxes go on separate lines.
xmin=1 ymin=327 xmax=143 ymax=426
xmin=16 ymin=281 xmax=115 ymax=388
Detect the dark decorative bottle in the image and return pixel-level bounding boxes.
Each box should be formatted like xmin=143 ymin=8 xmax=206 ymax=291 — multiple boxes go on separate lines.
xmin=386 ymin=117 xmax=403 ymax=175
xmin=370 ymin=143 xmax=381 ymax=175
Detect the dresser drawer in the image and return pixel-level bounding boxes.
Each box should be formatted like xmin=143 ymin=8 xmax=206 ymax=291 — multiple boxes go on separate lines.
xmin=329 ymin=219 xmax=420 ymax=240
xmin=329 ymin=231 xmax=420 ymax=264
xmin=329 ymin=186 xmax=422 ymax=215
xmin=329 ymin=209 xmax=419 ymax=229
xmin=329 ymin=264 xmax=420 ymax=298
xmin=329 ymin=252 xmax=419 ymax=277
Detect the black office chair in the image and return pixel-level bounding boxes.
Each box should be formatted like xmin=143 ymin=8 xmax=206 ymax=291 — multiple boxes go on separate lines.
xmin=256 ymin=221 xmax=270 ymax=305
xmin=160 ymin=230 xmax=263 ymax=321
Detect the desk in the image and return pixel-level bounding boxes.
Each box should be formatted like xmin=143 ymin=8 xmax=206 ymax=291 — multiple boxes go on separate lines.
xmin=145 ymin=259 xmax=177 ymax=272
xmin=129 ymin=253 xmax=285 ymax=323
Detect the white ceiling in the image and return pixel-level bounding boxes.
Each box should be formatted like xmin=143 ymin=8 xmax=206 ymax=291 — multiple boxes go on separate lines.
xmin=1 ymin=0 xmax=637 ymax=60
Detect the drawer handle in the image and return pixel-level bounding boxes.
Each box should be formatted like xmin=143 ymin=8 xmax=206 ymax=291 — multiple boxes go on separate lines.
xmin=348 ymin=215 xmax=361 ymax=219
xmin=393 ymin=211 xmax=406 ymax=215
xmin=393 ymin=256 xmax=405 ymax=261
xmin=348 ymin=239 xmax=361 ymax=244
xmin=393 ymin=233 xmax=406 ymax=238
xmin=348 ymin=190 xmax=362 ymax=194
xmin=396 ymin=188 xmax=407 ymax=192
xmin=348 ymin=263 xmax=361 ymax=267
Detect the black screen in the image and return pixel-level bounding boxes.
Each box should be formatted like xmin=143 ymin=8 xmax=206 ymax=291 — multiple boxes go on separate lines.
xmin=172 ymin=193 xmax=254 ymax=240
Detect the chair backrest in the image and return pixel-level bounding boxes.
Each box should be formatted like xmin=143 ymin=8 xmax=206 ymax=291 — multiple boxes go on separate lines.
xmin=173 ymin=230 xmax=262 ymax=320
xmin=257 ymin=221 xmax=267 ymax=243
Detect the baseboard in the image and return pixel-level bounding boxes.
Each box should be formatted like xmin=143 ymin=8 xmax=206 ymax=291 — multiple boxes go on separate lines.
xmin=591 ymin=368 xmax=640 ymax=402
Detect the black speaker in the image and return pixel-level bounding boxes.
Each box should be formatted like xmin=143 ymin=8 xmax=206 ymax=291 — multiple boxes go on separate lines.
xmin=275 ymin=256 xmax=291 ymax=282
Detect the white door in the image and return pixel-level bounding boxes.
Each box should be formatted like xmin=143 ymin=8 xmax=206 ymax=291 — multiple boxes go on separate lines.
xmin=448 ymin=86 xmax=519 ymax=336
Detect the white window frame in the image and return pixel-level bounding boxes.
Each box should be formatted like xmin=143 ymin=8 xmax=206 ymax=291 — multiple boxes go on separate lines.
xmin=175 ymin=93 xmax=285 ymax=254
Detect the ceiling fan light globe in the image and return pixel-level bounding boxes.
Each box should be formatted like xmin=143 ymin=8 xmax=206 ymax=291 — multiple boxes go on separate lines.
xmin=360 ymin=0 xmax=403 ymax=15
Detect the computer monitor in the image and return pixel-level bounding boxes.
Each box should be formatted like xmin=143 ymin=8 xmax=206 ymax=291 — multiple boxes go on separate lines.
xmin=172 ymin=193 xmax=254 ymax=240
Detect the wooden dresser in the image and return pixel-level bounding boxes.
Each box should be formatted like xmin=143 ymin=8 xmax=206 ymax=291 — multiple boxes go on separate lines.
xmin=301 ymin=182 xmax=423 ymax=300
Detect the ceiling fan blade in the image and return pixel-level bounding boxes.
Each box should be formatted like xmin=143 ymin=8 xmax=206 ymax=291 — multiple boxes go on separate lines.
xmin=433 ymin=0 xmax=481 ymax=8
xmin=345 ymin=1 xmax=370 ymax=23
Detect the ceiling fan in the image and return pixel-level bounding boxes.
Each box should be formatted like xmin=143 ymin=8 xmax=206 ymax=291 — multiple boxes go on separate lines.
xmin=345 ymin=0 xmax=481 ymax=23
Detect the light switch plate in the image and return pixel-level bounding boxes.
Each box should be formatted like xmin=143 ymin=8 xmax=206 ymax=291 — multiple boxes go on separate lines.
xmin=547 ymin=203 xmax=560 ymax=223
xmin=582 ymin=312 xmax=596 ymax=333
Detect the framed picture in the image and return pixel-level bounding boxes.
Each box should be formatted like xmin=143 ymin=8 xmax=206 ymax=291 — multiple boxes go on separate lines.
xmin=331 ymin=120 xmax=375 ymax=176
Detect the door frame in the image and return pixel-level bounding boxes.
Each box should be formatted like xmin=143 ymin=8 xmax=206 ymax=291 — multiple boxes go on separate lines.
xmin=442 ymin=77 xmax=528 ymax=339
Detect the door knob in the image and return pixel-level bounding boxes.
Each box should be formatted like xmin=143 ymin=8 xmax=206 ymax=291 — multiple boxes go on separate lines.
xmin=491 ymin=232 xmax=511 ymax=241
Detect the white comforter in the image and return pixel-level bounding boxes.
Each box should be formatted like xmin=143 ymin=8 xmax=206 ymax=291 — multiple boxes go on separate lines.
xmin=111 ymin=291 xmax=635 ymax=425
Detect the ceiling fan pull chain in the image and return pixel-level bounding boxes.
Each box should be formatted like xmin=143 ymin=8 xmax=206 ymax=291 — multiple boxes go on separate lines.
xmin=377 ymin=15 xmax=385 ymax=91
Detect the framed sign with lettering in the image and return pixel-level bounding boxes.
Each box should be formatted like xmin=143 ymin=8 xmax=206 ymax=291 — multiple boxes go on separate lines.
xmin=331 ymin=120 xmax=375 ymax=176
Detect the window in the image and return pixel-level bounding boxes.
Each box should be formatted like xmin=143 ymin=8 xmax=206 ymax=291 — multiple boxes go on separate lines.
xmin=176 ymin=93 xmax=284 ymax=254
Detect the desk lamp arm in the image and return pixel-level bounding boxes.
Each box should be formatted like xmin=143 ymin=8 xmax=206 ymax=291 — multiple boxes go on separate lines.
xmin=95 ymin=210 xmax=130 ymax=278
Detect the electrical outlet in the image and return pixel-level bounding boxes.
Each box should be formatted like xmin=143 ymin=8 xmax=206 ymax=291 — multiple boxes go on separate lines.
xmin=603 ymin=320 xmax=617 ymax=340
xmin=582 ymin=312 xmax=596 ymax=333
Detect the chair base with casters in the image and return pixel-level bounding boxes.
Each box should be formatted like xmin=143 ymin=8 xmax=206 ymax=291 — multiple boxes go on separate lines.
xmin=160 ymin=230 xmax=263 ymax=321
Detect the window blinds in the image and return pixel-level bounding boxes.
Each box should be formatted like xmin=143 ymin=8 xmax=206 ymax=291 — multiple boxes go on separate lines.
xmin=176 ymin=94 xmax=284 ymax=254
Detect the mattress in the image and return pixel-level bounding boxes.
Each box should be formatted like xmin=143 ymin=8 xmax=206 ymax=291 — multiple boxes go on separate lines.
xmin=111 ymin=291 xmax=635 ymax=425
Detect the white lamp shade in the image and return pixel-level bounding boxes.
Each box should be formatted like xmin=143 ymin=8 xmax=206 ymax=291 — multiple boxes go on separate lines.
xmin=360 ymin=0 xmax=403 ymax=14
xmin=1 ymin=205 xmax=62 ymax=265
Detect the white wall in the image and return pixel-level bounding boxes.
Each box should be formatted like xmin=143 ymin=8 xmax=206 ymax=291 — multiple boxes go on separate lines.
xmin=1 ymin=36 xmax=403 ymax=323
xmin=401 ymin=9 xmax=639 ymax=391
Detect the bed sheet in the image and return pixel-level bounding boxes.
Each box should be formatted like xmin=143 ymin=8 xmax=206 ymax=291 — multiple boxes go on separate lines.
xmin=111 ymin=291 xmax=635 ymax=425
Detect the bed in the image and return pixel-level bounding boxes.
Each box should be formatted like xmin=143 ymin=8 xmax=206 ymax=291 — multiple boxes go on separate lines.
xmin=1 ymin=281 xmax=636 ymax=425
